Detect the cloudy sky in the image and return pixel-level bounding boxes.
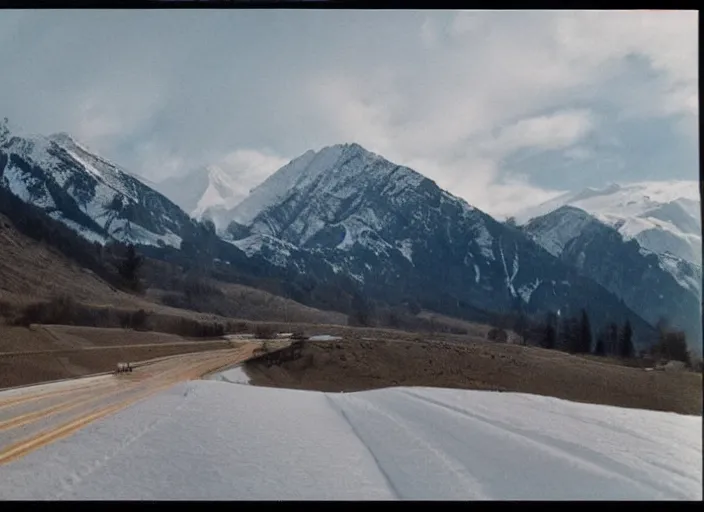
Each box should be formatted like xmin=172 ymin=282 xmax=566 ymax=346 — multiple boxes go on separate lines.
xmin=0 ymin=9 xmax=698 ymax=218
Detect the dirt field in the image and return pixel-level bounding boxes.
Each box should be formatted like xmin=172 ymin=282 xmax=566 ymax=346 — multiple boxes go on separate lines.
xmin=245 ymin=338 xmax=703 ymax=416
xmin=0 ymin=325 xmax=238 ymax=389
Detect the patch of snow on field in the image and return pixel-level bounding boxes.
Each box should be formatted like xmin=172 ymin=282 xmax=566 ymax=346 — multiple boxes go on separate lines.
xmin=0 ymin=384 xmax=700 ymax=500
xmin=308 ymin=335 xmax=342 ymax=342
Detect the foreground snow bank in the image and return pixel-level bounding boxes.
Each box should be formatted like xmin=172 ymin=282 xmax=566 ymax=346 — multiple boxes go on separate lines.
xmin=0 ymin=384 xmax=700 ymax=500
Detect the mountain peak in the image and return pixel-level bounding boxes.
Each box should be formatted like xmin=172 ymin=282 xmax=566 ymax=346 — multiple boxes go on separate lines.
xmin=603 ymin=182 xmax=622 ymax=193
xmin=0 ymin=117 xmax=16 ymax=144
xmin=48 ymin=131 xmax=77 ymax=147
xmin=228 ymin=142 xmax=426 ymax=228
xmin=550 ymin=204 xmax=593 ymax=219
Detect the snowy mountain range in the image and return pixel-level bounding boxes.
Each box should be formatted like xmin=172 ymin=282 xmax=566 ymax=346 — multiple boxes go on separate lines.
xmin=0 ymin=118 xmax=196 ymax=248
xmin=3 ymin=118 xmax=698 ymax=349
xmin=514 ymin=181 xmax=701 ymax=268
xmin=513 ymin=181 xmax=701 ymax=347
xmin=522 ymin=206 xmax=701 ymax=346
xmin=213 ymin=143 xmax=658 ymax=345
xmin=155 ymin=165 xmax=249 ymax=232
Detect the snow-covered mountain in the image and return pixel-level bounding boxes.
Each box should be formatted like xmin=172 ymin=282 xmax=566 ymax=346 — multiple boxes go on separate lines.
xmin=523 ymin=206 xmax=701 ymax=349
xmin=0 ymin=119 xmax=676 ymax=347
xmin=221 ymin=143 xmax=657 ymax=345
xmin=0 ymin=118 xmax=195 ymax=248
xmin=155 ymin=165 xmax=248 ymax=231
xmin=514 ymin=181 xmax=702 ymax=267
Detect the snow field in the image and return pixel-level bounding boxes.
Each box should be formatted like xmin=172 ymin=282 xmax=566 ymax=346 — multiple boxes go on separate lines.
xmin=0 ymin=382 xmax=700 ymax=500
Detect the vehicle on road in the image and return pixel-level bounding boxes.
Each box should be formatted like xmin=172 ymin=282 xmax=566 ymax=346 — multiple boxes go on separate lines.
xmin=116 ymin=362 xmax=133 ymax=374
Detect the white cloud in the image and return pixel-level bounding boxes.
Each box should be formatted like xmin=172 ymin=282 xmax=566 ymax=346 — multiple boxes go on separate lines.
xmin=487 ymin=109 xmax=596 ymax=155
xmin=564 ymin=147 xmax=592 ymax=162
xmin=551 ymin=10 xmax=698 ymax=120
xmin=420 ymin=18 xmax=439 ymax=49
xmin=217 ymin=149 xmax=289 ymax=192
xmin=482 ymin=177 xmax=567 ymax=220
xmin=449 ymin=11 xmax=489 ymax=39
xmin=0 ymin=10 xmax=698 ymax=219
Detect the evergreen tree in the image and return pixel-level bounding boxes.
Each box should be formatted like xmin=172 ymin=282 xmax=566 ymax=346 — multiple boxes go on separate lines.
xmin=351 ymin=292 xmax=374 ymax=327
xmin=514 ymin=313 xmax=529 ymax=346
xmin=594 ymin=334 xmax=606 ymax=356
xmin=656 ymin=317 xmax=671 ymax=334
xmin=558 ymin=316 xmax=577 ymax=353
xmin=652 ymin=328 xmax=690 ymax=365
xmin=578 ymin=309 xmax=593 ymax=354
xmin=618 ymin=319 xmax=634 ymax=359
xmin=541 ymin=312 xmax=557 ymax=350
xmin=607 ymin=322 xmax=619 ymax=356
xmin=119 ymin=243 xmax=143 ymax=291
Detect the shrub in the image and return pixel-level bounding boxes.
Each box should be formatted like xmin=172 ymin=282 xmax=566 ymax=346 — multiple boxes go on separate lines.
xmin=695 ymin=358 xmax=704 ymax=373
xmin=161 ymin=293 xmax=188 ymax=310
xmin=15 ymin=295 xmax=78 ymax=326
xmin=487 ymin=327 xmax=508 ymax=343
xmin=131 ymin=309 xmax=149 ymax=331
xmin=167 ymin=317 xmax=225 ymax=338
xmin=0 ymin=300 xmax=15 ymax=321
xmin=231 ymin=321 xmax=250 ymax=333
xmin=255 ymin=324 xmax=277 ymax=340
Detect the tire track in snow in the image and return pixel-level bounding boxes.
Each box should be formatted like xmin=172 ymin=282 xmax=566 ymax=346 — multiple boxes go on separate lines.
xmin=325 ymin=394 xmax=400 ymax=499
xmin=399 ymin=389 xmax=690 ymax=500
xmin=522 ymin=408 xmax=700 ymax=489
xmin=327 ymin=393 xmax=489 ymax=500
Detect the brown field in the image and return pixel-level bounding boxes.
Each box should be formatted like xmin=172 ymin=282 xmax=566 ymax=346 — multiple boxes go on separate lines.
xmin=0 ymin=325 xmax=236 ymax=389
xmin=246 ymin=337 xmax=703 ymax=416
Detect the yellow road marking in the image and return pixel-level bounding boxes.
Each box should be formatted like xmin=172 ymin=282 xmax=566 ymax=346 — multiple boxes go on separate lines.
xmin=0 ymin=348 xmax=253 ymax=464
xmin=0 ymin=383 xmax=142 ymax=432
xmin=0 ymin=380 xmax=118 ymax=410
xmin=0 ymin=380 xmax=178 ymax=466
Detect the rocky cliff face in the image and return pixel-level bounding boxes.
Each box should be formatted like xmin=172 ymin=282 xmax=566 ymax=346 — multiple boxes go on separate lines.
xmin=223 ymin=143 xmax=658 ymax=346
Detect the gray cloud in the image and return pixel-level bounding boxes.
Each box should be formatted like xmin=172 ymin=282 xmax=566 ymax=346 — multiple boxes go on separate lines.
xmin=0 ymin=10 xmax=698 ymax=218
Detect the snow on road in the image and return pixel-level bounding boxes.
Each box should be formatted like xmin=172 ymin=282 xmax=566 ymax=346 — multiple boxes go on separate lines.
xmin=0 ymin=382 xmax=700 ymax=500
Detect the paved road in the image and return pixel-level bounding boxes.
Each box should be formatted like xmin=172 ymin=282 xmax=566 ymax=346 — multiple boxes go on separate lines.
xmin=0 ymin=343 xmax=258 ymax=466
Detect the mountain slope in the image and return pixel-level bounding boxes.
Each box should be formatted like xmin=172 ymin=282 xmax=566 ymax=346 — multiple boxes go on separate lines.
xmin=514 ymin=181 xmax=702 ymax=267
xmin=0 ymin=119 xmax=195 ymax=248
xmin=223 ymin=143 xmax=658 ymax=346
xmin=523 ymin=206 xmax=702 ymax=350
